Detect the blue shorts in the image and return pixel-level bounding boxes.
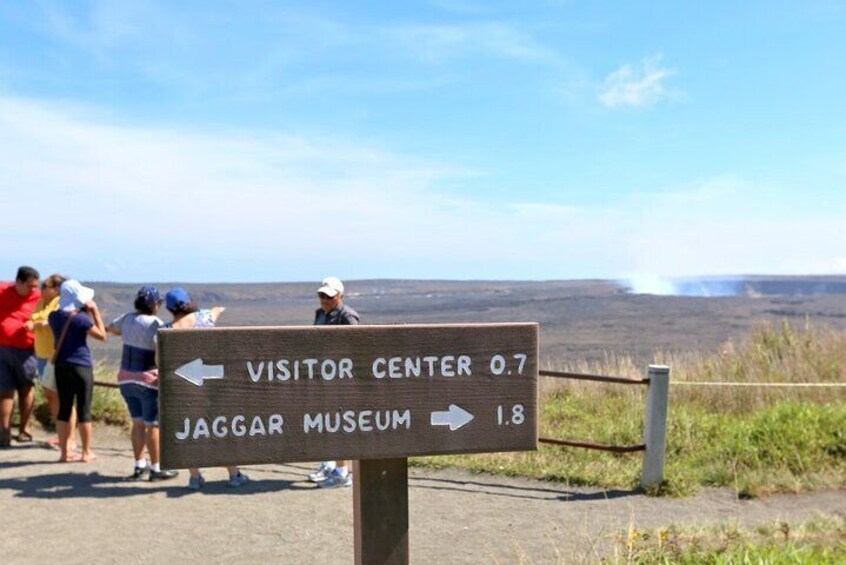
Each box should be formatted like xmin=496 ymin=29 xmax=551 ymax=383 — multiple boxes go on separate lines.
xmin=120 ymin=383 xmax=160 ymax=426
xmin=0 ymin=346 xmax=39 ymax=393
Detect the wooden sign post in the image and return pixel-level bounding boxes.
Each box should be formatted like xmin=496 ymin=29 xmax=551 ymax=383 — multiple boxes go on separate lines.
xmin=159 ymin=323 xmax=538 ymax=563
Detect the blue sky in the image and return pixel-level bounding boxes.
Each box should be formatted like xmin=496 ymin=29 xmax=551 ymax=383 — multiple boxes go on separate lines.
xmin=1 ymin=1 xmax=844 ymax=283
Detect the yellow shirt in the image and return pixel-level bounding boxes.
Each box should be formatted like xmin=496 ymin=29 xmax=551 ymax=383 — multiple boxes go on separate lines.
xmin=30 ymin=295 xmax=60 ymax=359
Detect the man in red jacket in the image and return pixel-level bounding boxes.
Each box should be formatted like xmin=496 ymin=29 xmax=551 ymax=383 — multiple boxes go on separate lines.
xmin=0 ymin=266 xmax=41 ymax=446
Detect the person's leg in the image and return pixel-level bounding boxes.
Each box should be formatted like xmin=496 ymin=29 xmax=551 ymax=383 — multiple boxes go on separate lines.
xmin=78 ymin=422 xmax=94 ymax=461
xmin=146 ymin=424 xmax=160 ymax=467
xmin=45 ymin=387 xmax=60 ymax=424
xmin=125 ymin=419 xmax=148 ymax=479
xmin=0 ymin=350 xmax=16 ymax=445
xmin=334 ymin=459 xmax=350 ymax=477
xmin=68 ymin=404 xmax=78 ymax=451
xmin=16 ymin=383 xmax=34 ymax=439
xmin=308 ymin=460 xmax=335 ymax=482
xmin=143 ymin=388 xmax=176 ymax=480
xmin=43 ymin=386 xmax=61 ymax=446
xmin=56 ymin=420 xmax=77 ymax=461
xmin=0 ymin=392 xmax=14 ymax=446
xmin=75 ymin=366 xmax=96 ymax=462
xmin=55 ymin=365 xmax=77 ymax=461
xmin=40 ymin=362 xmax=63 ymax=445
xmin=131 ymin=420 xmax=146 ymax=459
xmin=317 ymin=459 xmax=352 ymax=488
xmin=226 ymin=466 xmax=249 ymax=487
xmin=15 ymin=351 xmax=38 ymax=439
xmin=120 ymin=384 xmax=148 ymax=476
xmin=143 ymin=387 xmax=161 ymax=467
xmin=145 ymin=424 xmax=177 ymax=480
xmin=0 ymin=351 xmax=16 ymax=445
xmin=188 ymin=467 xmax=205 ymax=490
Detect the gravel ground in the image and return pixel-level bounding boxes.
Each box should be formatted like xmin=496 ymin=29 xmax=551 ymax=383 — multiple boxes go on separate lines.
xmin=1 ymin=425 xmax=844 ymax=564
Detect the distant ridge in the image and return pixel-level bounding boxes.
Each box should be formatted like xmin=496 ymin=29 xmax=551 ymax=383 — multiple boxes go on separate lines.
xmin=85 ymin=275 xmax=846 ymax=368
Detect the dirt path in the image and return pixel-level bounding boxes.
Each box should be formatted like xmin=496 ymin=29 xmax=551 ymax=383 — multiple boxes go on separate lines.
xmin=1 ymin=425 xmax=843 ymax=564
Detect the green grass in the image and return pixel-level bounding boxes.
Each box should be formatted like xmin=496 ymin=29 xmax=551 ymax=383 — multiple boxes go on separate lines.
xmin=414 ymin=322 xmax=846 ymax=496
xmin=610 ymin=516 xmax=846 ymax=564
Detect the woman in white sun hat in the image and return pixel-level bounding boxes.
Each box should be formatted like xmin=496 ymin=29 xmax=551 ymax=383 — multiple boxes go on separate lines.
xmin=48 ymin=280 xmax=107 ymax=463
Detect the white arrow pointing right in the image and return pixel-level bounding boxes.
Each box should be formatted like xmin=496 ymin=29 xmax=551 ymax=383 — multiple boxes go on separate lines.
xmin=430 ymin=404 xmax=474 ymax=431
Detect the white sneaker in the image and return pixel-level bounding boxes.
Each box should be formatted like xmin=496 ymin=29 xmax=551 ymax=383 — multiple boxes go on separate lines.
xmin=188 ymin=474 xmax=205 ymax=491
xmin=228 ymin=472 xmax=249 ymax=488
xmin=317 ymin=468 xmax=352 ymax=488
xmin=308 ymin=461 xmax=335 ymax=483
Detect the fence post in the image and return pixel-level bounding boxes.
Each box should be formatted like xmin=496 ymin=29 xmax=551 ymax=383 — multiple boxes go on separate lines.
xmin=641 ymin=364 xmax=670 ymax=489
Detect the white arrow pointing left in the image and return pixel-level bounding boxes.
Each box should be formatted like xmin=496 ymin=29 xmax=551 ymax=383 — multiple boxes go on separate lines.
xmin=430 ymin=404 xmax=474 ymax=431
xmin=175 ymin=359 xmax=225 ymax=387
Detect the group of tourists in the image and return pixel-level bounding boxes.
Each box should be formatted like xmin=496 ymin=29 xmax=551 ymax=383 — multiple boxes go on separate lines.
xmin=0 ymin=266 xmax=359 ymax=491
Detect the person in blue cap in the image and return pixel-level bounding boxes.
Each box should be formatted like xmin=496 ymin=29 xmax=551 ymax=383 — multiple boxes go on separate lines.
xmin=164 ymin=287 xmax=248 ymax=490
xmin=107 ymin=286 xmax=178 ymax=481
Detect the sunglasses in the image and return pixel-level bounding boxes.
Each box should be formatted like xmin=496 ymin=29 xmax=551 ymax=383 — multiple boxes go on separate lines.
xmin=318 ymin=292 xmax=334 ymax=300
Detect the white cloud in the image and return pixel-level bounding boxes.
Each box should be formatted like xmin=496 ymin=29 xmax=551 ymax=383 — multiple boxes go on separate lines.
xmin=380 ymin=22 xmax=561 ymax=65
xmin=598 ymin=55 xmax=677 ymax=108
xmin=2 ymin=95 xmax=843 ymax=282
xmin=27 ymin=4 xmax=564 ymax=93
xmin=0 ymin=95 xmax=533 ymax=281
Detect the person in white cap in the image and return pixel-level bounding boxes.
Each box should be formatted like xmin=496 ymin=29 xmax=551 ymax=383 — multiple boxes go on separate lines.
xmin=308 ymin=276 xmax=359 ymax=488
xmin=48 ymin=280 xmax=106 ymax=462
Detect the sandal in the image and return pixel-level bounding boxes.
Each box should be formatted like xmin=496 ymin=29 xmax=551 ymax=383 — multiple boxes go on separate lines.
xmin=16 ymin=431 xmax=33 ymax=443
xmin=0 ymin=430 xmax=10 ymax=448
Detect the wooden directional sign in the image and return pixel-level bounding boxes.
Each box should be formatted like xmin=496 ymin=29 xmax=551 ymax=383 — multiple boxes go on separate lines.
xmin=158 ymin=323 xmax=537 ymax=469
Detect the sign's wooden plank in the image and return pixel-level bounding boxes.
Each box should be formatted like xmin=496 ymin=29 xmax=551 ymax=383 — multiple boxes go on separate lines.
xmin=159 ymin=323 xmax=537 ymax=468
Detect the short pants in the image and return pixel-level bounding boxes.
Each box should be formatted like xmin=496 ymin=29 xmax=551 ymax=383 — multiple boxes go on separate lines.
xmin=0 ymin=346 xmax=39 ymax=393
xmin=120 ymin=383 xmax=160 ymax=426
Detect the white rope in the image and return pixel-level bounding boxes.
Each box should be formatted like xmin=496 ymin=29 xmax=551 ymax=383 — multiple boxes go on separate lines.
xmin=672 ymin=381 xmax=846 ymax=387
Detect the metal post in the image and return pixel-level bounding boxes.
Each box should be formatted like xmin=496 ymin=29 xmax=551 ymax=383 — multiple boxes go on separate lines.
xmin=641 ymin=365 xmax=670 ymax=489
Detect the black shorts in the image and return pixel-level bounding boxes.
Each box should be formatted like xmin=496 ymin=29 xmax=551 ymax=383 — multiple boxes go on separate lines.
xmin=0 ymin=346 xmax=39 ymax=393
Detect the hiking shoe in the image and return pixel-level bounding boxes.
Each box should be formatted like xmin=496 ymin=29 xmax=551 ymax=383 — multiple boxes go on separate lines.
xmin=227 ymin=472 xmax=250 ymax=488
xmin=317 ymin=468 xmax=352 ymax=489
xmin=308 ymin=461 xmax=335 ymax=482
xmin=129 ymin=466 xmax=150 ymax=481
xmin=188 ymin=475 xmax=205 ymax=491
xmin=149 ymin=469 xmax=179 ymax=482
